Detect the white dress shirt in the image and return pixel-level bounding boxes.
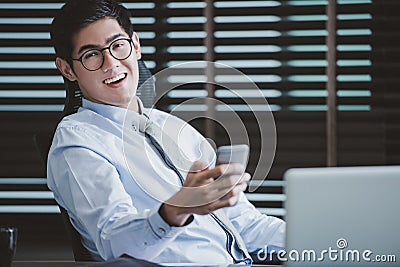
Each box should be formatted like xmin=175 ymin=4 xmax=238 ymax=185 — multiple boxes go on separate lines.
xmin=47 ymin=98 xmax=285 ymax=264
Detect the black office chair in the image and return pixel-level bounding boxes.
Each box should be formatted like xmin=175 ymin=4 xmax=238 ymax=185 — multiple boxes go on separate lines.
xmin=33 ymin=59 xmax=155 ymax=261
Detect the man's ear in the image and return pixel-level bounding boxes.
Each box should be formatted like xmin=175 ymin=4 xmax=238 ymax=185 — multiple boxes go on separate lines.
xmin=55 ymin=57 xmax=77 ymax=82
xmin=131 ymin=32 xmax=142 ymax=60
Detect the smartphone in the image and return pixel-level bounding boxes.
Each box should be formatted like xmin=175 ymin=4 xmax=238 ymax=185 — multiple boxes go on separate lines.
xmin=216 ymin=144 xmax=249 ymax=167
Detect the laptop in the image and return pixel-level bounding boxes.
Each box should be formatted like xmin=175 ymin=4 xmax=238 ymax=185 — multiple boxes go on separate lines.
xmin=283 ymin=165 xmax=400 ymax=266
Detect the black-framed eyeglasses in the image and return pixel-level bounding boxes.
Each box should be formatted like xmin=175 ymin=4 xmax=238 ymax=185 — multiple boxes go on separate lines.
xmin=70 ymin=38 xmax=133 ymax=71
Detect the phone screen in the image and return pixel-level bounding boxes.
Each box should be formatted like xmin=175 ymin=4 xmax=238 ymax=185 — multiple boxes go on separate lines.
xmin=216 ymin=144 xmax=249 ymax=167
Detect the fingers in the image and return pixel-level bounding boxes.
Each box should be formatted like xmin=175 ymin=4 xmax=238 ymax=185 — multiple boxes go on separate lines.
xmin=184 ymin=161 xmax=214 ymax=187
xmin=203 ymin=195 xmax=240 ymax=212
xmin=212 ymin=194 xmax=241 ymax=209
xmin=190 ymin=189 xmax=242 ymax=215
xmin=189 ymin=161 xmax=208 ymax=172
xmin=173 ymin=172 xmax=250 ymax=215
xmin=186 ymin=162 xmax=245 ymax=184
xmin=220 ymin=181 xmax=248 ymax=201
xmin=182 ymin=162 xmax=250 ymax=209
xmin=214 ymin=172 xmax=251 ymax=190
xmin=209 ymin=163 xmax=245 ymax=179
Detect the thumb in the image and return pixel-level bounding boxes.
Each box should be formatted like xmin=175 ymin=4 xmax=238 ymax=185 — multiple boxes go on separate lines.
xmin=189 ymin=161 xmax=208 ymax=173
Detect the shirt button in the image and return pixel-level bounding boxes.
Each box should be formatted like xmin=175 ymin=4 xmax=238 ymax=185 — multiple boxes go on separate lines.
xmin=131 ymin=124 xmax=137 ymax=131
xmin=158 ymin=228 xmax=166 ymax=234
xmin=143 ymin=242 xmax=148 ymax=246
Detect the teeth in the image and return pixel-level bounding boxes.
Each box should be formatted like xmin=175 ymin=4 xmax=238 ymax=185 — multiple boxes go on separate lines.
xmin=104 ymin=73 xmax=126 ymax=85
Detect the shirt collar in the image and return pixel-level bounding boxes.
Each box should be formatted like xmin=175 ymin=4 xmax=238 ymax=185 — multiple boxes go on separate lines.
xmin=80 ymin=98 xmax=144 ymax=131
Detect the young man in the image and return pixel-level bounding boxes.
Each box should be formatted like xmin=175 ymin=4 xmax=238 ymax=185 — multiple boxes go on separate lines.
xmin=48 ymin=0 xmax=285 ymax=264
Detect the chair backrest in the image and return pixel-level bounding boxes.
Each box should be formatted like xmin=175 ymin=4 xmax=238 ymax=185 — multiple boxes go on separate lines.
xmin=59 ymin=206 xmax=95 ymax=261
xmin=34 ymin=59 xmax=155 ymax=261
xmin=33 ymin=133 xmax=94 ymax=261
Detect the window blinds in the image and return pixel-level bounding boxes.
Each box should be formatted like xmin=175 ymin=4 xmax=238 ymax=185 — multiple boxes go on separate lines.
xmin=0 ymin=1 xmax=395 ymax=219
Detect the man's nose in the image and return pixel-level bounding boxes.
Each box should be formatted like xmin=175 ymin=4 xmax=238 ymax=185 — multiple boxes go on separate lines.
xmin=101 ymin=50 xmax=119 ymax=72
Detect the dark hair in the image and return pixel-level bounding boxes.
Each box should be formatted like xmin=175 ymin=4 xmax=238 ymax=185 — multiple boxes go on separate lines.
xmin=51 ymin=0 xmax=133 ymax=62
xmin=51 ymin=0 xmax=134 ymax=116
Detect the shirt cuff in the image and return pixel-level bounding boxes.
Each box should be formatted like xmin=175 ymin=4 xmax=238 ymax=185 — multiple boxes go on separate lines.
xmin=147 ymin=204 xmax=189 ymax=239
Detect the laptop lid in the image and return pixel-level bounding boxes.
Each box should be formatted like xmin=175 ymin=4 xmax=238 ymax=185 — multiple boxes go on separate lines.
xmin=283 ymin=166 xmax=400 ymax=266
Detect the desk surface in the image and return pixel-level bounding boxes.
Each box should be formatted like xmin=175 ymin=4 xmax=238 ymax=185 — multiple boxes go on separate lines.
xmin=12 ymin=262 xmax=79 ymax=267
xmin=12 ymin=262 xmax=278 ymax=267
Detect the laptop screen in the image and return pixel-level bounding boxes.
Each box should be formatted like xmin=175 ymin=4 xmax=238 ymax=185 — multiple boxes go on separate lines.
xmin=283 ymin=166 xmax=400 ymax=266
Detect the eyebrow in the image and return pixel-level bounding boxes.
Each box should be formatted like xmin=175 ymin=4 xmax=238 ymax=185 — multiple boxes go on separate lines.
xmin=77 ymin=33 xmax=126 ymax=55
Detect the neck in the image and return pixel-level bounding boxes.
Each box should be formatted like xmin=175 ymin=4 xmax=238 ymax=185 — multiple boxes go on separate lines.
xmin=127 ymin=96 xmax=140 ymax=113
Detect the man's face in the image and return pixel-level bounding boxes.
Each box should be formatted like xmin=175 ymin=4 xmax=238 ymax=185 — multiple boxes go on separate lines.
xmin=63 ymin=17 xmax=141 ymax=109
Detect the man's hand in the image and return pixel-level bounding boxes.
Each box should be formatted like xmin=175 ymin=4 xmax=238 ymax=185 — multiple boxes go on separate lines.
xmin=159 ymin=161 xmax=251 ymax=226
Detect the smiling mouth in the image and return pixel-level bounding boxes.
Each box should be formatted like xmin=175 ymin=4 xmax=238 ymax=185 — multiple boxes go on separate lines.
xmin=103 ymin=73 xmax=127 ymax=85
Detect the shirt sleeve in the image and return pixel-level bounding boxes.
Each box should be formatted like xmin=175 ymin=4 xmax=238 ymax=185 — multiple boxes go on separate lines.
xmin=224 ymin=192 xmax=286 ymax=253
xmin=47 ymin=125 xmax=187 ymax=261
